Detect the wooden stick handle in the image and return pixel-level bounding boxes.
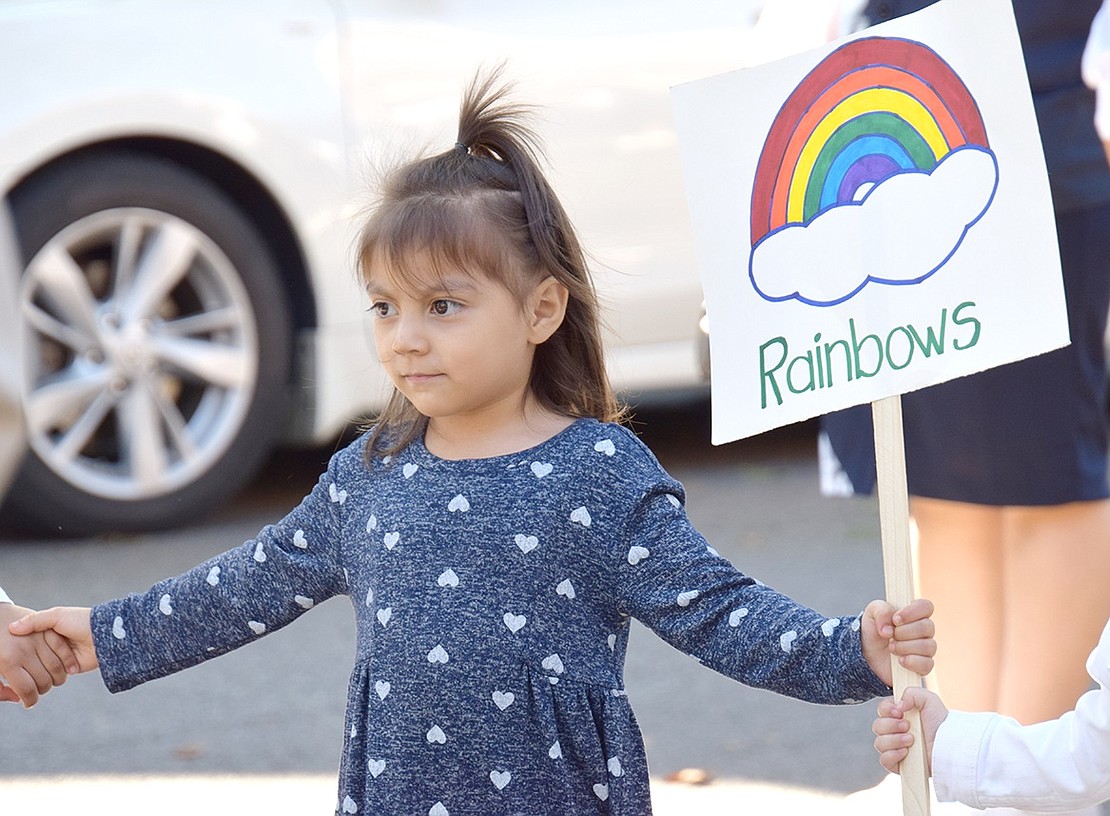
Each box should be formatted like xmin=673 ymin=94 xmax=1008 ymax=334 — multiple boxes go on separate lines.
xmin=872 ymin=395 xmax=931 ymax=816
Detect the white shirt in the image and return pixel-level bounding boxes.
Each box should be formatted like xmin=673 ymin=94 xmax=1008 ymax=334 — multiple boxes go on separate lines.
xmin=934 ymin=616 xmax=1110 ymax=812
xmin=0 ymin=584 xmax=11 ymax=604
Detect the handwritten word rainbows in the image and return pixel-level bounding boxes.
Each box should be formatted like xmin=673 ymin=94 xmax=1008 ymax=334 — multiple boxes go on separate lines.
xmin=751 ymin=37 xmax=989 ymax=245
xmin=747 ymin=36 xmax=997 ymax=307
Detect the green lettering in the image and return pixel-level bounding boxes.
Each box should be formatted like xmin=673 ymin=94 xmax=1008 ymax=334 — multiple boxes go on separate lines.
xmin=907 ymin=309 xmax=947 ymax=357
xmin=885 ymin=325 xmax=915 ymax=370
xmin=787 ymin=352 xmax=817 ymax=394
xmin=759 ymin=337 xmax=788 ymax=408
xmin=849 ymin=318 xmax=883 ymax=378
xmin=823 ymin=338 xmax=852 ymax=386
xmin=952 ymin=301 xmax=981 ymax=350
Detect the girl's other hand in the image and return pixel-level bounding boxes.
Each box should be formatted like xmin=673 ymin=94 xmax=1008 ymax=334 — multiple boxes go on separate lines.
xmin=861 ymin=598 xmax=936 ymax=685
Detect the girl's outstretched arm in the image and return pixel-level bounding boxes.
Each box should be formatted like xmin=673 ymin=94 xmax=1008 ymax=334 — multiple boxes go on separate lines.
xmin=859 ymin=598 xmax=936 ymax=686
xmin=9 ymin=607 xmax=98 ymax=674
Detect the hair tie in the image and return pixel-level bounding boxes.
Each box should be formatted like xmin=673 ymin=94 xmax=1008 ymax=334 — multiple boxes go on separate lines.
xmin=455 ymin=141 xmax=470 ymax=155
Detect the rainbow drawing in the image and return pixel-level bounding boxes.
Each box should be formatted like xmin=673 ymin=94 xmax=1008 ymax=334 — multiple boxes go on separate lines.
xmin=748 ymin=36 xmax=997 ymax=306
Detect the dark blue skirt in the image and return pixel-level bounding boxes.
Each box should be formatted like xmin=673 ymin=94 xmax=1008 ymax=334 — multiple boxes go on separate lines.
xmin=821 ymin=202 xmax=1110 ymax=505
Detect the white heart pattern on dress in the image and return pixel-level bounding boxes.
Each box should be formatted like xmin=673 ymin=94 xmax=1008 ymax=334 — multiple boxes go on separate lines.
xmin=367 ymin=758 xmax=386 ymax=778
xmin=530 ymin=461 xmax=553 ymax=478
xmin=594 ymin=439 xmax=616 ymax=456
xmin=437 ymin=569 xmax=459 ymax=588
xmin=329 ymin=483 xmax=347 ymax=504
xmin=374 ymin=680 xmax=390 ymax=701
xmin=295 ymin=595 xmax=314 ymax=610
xmin=429 ymin=804 xmax=448 ymax=816
xmin=402 ymin=462 xmax=419 ymax=479
xmin=427 ymin=644 xmax=449 ymax=664
xmin=556 ymin=579 xmax=576 ymax=600
xmin=447 ymin=494 xmax=470 ymax=512
xmin=780 ymin=630 xmax=798 ymax=652
xmin=676 ymin=590 xmax=700 ymax=607
xmin=376 ymin=607 xmax=392 ymax=627
xmin=426 ymin=725 xmax=447 ymax=744
xmin=502 ymin=612 xmax=526 ymax=633
xmin=627 ymin=546 xmax=650 ymax=565
xmin=293 ymin=529 xmax=308 ymax=549
xmin=607 ymin=633 xmax=617 ymax=651
xmin=490 ymin=770 xmax=512 ymax=790
xmin=665 ymin=493 xmax=681 ymax=507
xmin=569 ymin=507 xmax=591 ymax=527
xmin=158 ymin=594 xmax=173 ymax=615
xmin=366 ymin=514 xmax=378 ymax=532
xmin=206 ymin=566 xmax=220 ymax=586
xmin=248 ymin=620 xmax=266 ymax=635
xmin=608 ymin=757 xmax=624 ymax=777
xmin=821 ymin=618 xmax=841 ymax=637
xmin=541 ymin=653 xmax=565 ymax=674
xmin=342 ymin=795 xmax=358 ymax=813
xmin=548 ymin=741 xmax=563 ymax=759
xmin=514 ymin=534 xmax=539 ymax=554
xmin=112 ymin=616 xmax=126 ymax=640
xmin=593 ymin=783 xmax=610 ymax=801
xmin=729 ymin=608 xmax=749 ymax=627
xmin=492 ymin=690 xmax=515 ymax=711
xmin=383 ymin=532 xmax=400 ymax=550
xmin=365 ymin=587 xmax=374 ymax=607
xmin=253 ymin=542 xmax=266 ymax=563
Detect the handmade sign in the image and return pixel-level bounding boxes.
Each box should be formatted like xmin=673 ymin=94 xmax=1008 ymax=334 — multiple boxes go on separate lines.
xmin=673 ymin=1 xmax=1066 ymax=813
xmin=672 ymin=0 xmax=1065 ymax=444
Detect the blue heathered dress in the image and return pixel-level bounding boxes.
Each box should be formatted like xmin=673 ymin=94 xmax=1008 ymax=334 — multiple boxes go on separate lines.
xmin=90 ymin=418 xmax=889 ymax=815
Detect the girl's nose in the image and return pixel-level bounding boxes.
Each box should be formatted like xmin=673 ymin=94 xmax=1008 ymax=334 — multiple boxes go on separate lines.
xmin=389 ymin=315 xmax=426 ymax=355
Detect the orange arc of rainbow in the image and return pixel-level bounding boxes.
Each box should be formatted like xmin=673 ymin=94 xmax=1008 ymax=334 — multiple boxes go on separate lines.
xmin=770 ymin=65 xmax=969 ymax=230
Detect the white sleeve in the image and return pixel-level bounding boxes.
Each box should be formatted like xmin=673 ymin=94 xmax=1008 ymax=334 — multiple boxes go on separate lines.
xmin=0 ymin=585 xmax=11 ymax=604
xmin=934 ymin=618 xmax=1110 ymax=812
xmin=1082 ymin=0 xmax=1110 ymax=139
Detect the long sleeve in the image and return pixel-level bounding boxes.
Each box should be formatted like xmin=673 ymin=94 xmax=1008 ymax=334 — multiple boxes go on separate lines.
xmin=616 ymin=487 xmax=889 ymax=705
xmin=933 ymin=617 xmax=1110 ymax=811
xmin=91 ymin=459 xmax=349 ymax=692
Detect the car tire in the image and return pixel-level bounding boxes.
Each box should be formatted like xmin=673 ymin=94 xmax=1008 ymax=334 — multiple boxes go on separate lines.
xmin=3 ymin=150 xmax=292 ymax=535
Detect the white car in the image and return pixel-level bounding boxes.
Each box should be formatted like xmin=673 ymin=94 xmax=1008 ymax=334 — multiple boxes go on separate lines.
xmin=1 ymin=0 xmax=758 ymax=535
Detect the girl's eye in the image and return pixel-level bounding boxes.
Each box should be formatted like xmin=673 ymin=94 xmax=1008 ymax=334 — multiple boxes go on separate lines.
xmin=369 ymin=301 xmax=396 ymax=318
xmin=431 ymin=299 xmax=461 ymax=316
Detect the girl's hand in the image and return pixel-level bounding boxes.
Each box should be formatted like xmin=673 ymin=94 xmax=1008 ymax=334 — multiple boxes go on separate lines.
xmin=873 ymin=686 xmax=948 ymax=774
xmin=8 ymin=607 xmax=99 ymax=676
xmin=860 ymin=598 xmax=936 ymax=686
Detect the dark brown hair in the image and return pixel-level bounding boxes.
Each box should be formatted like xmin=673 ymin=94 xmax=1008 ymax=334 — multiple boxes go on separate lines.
xmin=357 ymin=68 xmax=625 ymax=460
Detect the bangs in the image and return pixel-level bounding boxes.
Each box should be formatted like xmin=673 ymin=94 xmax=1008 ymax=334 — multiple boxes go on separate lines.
xmin=359 ymin=191 xmax=537 ymax=300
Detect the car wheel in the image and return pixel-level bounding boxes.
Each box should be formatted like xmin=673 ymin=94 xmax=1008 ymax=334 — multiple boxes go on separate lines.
xmin=3 ymin=151 xmax=292 ymax=535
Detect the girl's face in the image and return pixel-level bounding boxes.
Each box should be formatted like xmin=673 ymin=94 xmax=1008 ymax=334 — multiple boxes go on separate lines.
xmin=367 ymin=258 xmax=561 ymax=436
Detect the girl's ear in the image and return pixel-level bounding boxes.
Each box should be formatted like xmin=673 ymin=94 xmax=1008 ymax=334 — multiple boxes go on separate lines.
xmin=527 ymin=275 xmax=569 ymax=345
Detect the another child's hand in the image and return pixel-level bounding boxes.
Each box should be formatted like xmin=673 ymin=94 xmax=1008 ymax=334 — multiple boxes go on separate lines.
xmin=860 ymin=598 xmax=936 ymax=685
xmin=873 ymin=686 xmax=948 ymax=774
xmin=8 ymin=607 xmax=98 ymax=683
xmin=0 ymin=603 xmax=80 ymax=708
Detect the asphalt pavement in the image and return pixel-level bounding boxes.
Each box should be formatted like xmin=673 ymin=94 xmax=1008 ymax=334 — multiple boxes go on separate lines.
xmin=0 ymin=405 xmax=934 ymax=814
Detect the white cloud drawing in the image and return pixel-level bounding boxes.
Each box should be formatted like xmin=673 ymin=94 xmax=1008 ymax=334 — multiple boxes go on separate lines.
xmin=749 ymin=146 xmax=999 ymax=306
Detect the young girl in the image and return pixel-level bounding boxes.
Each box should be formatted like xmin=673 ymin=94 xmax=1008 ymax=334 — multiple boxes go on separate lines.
xmin=10 ymin=71 xmax=935 ymax=816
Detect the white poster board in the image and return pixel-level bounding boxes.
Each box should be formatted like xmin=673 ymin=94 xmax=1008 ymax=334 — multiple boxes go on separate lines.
xmin=672 ymin=0 xmax=1066 ymax=444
